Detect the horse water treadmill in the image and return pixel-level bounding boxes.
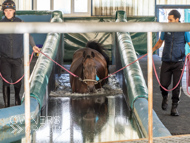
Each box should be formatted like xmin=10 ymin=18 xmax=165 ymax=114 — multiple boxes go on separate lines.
xmin=0 ymin=11 xmax=171 ymax=143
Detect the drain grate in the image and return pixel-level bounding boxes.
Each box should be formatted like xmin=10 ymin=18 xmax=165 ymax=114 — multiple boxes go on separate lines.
xmin=171 ymin=133 xmax=187 ymax=135
xmin=121 ymin=134 xmax=190 ymax=143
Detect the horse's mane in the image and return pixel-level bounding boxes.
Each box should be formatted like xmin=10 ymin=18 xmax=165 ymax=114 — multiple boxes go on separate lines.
xmin=86 ymin=41 xmax=110 ymax=68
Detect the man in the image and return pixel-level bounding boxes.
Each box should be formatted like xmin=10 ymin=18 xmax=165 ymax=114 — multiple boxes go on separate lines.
xmin=152 ymin=10 xmax=190 ymax=116
xmin=0 ymin=0 xmax=39 ymax=108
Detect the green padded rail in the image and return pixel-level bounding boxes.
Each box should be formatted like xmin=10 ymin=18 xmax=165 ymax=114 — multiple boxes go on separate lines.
xmin=115 ymin=10 xmax=171 ymax=138
xmin=116 ymin=11 xmax=148 ymax=109
xmin=29 ymin=12 xmax=63 ymax=109
xmin=0 ymin=11 xmax=63 ymax=142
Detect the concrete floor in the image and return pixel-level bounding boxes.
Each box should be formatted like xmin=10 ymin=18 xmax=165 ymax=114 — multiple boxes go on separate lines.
xmin=139 ymin=55 xmax=190 ymax=135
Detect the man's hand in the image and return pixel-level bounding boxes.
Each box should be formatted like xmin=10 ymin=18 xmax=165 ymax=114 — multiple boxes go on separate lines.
xmin=33 ymin=46 xmax=40 ymax=53
xmin=152 ymin=39 xmax=163 ymax=53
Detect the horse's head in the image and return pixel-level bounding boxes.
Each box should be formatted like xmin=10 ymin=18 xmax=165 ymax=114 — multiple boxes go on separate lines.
xmin=82 ymin=50 xmax=97 ymax=93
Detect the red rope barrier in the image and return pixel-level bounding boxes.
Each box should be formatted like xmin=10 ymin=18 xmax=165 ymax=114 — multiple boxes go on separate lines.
xmin=102 ymin=54 xmax=147 ymax=81
xmin=152 ymin=56 xmax=186 ymax=92
xmin=0 ymin=52 xmax=34 ymax=84
xmin=38 ymin=50 xmax=79 ymax=78
xmin=36 ymin=51 xmax=190 ymax=94
xmin=186 ymin=54 xmax=190 ymax=95
xmin=1 ymin=49 xmax=190 ymax=95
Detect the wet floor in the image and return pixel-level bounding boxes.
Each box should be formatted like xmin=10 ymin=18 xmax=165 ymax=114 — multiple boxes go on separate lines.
xmin=32 ymin=95 xmax=139 ymax=143
xmin=32 ymin=74 xmax=139 ymax=143
xmin=1 ymin=73 xmax=140 ymax=143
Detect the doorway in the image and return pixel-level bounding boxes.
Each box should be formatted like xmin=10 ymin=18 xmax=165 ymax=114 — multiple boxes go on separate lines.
xmin=156 ymin=6 xmax=190 ymax=57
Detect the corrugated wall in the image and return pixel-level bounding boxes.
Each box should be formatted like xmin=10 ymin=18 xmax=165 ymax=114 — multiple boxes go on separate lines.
xmin=157 ymin=0 xmax=190 ymax=5
xmin=92 ymin=0 xmax=155 ymax=16
xmin=18 ymin=0 xmax=32 ymax=10
xmin=92 ymin=0 xmax=190 ymax=16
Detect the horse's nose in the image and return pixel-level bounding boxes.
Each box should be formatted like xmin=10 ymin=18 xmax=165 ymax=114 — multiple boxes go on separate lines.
xmin=88 ymin=85 xmax=95 ymax=93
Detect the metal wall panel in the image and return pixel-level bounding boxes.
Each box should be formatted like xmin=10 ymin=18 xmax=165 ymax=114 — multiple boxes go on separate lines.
xmin=92 ymin=0 xmax=190 ymax=16
xmin=92 ymin=0 xmax=155 ymax=16
xmin=157 ymin=0 xmax=190 ymax=4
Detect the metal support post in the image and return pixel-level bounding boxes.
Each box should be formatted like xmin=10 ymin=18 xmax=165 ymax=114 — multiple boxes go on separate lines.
xmin=24 ymin=33 xmax=31 ymax=143
xmin=148 ymin=32 xmax=153 ymax=143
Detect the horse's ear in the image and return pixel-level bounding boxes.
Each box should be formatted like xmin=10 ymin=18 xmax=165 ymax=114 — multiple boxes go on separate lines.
xmin=83 ymin=51 xmax=86 ymax=58
xmin=91 ymin=51 xmax=95 ymax=58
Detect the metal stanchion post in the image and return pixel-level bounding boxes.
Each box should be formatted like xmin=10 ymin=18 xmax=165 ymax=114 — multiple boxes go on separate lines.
xmin=148 ymin=32 xmax=153 ymax=143
xmin=24 ymin=33 xmax=31 ymax=142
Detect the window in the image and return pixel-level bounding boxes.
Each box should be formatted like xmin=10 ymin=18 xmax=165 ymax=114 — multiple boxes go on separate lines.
xmin=33 ymin=0 xmax=91 ymax=17
xmin=36 ymin=0 xmax=50 ymax=10
xmin=74 ymin=0 xmax=88 ymax=13
xmin=54 ymin=0 xmax=71 ymax=14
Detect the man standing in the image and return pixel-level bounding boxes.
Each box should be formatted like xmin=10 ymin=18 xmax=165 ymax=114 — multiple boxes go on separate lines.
xmin=0 ymin=0 xmax=39 ymax=107
xmin=152 ymin=10 xmax=190 ymax=116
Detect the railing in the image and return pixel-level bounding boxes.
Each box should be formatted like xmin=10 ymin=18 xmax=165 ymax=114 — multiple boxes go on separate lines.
xmin=0 ymin=21 xmax=189 ymax=143
xmin=0 ymin=22 xmax=190 ymax=33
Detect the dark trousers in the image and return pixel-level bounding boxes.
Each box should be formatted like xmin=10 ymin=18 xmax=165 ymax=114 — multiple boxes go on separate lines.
xmin=160 ymin=61 xmax=183 ymax=103
xmin=0 ymin=57 xmax=23 ymax=88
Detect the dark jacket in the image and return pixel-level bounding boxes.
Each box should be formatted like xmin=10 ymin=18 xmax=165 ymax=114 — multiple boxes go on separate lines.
xmin=0 ymin=17 xmax=36 ymax=59
xmin=162 ymin=32 xmax=186 ymax=62
xmin=0 ymin=16 xmax=24 ymax=59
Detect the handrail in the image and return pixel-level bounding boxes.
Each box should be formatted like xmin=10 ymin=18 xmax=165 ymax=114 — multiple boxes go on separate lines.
xmin=115 ymin=11 xmax=171 ymax=139
xmin=0 ymin=22 xmax=189 ymax=33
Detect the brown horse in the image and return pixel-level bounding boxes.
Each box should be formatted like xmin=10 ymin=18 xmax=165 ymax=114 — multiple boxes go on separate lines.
xmin=70 ymin=42 xmax=108 ymax=93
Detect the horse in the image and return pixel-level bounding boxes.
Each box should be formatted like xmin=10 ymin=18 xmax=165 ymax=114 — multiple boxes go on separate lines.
xmin=70 ymin=41 xmax=109 ymax=93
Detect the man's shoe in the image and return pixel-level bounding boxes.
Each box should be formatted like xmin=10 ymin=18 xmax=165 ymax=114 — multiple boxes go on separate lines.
xmin=162 ymin=96 xmax=168 ymax=110
xmin=171 ymin=103 xmax=179 ymax=116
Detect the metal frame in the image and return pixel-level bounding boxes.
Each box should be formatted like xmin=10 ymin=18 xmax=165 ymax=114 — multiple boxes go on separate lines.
xmin=147 ymin=32 xmax=153 ymax=143
xmin=50 ymin=0 xmax=54 ymax=10
xmin=32 ymin=0 xmax=37 ymax=10
xmin=1 ymin=22 xmax=190 ymax=33
xmin=3 ymin=21 xmax=188 ymax=143
xmin=24 ymin=33 xmax=30 ymax=143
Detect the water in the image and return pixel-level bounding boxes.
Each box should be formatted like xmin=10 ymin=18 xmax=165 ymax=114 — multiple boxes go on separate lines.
xmin=1 ymin=74 xmax=140 ymax=143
